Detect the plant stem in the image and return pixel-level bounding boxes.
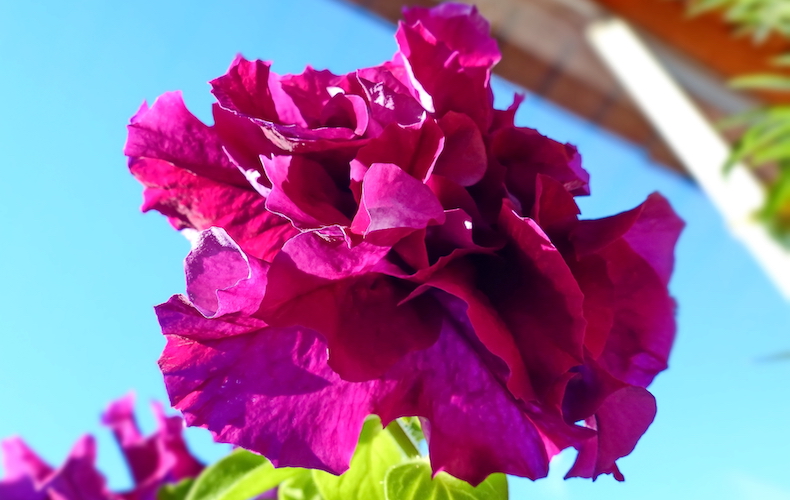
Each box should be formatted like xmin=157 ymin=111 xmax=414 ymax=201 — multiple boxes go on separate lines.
xmin=385 ymin=419 xmax=421 ymax=458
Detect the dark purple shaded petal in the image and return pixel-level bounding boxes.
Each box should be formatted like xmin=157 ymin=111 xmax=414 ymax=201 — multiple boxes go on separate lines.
xmin=432 ymin=112 xmax=487 ymax=186
xmin=561 ymin=360 xmax=627 ymax=425
xmin=385 ymin=209 xmax=500 ymax=282
xmin=158 ymin=291 xmax=550 ymax=485
xmin=0 ymin=439 xmax=49 ymax=500
xmin=350 ymin=163 xmax=445 ymax=245
xmin=565 ymin=387 xmax=656 ymax=481
xmin=426 ymin=175 xmax=489 ymax=229
xmin=573 ymin=193 xmax=684 ymax=287
xmin=486 ymin=205 xmax=586 ymax=397
xmin=426 ymin=262 xmax=535 ymax=403
xmin=262 ymin=155 xmax=354 ymax=230
xmin=259 ymin=230 xmax=441 ymax=381
xmin=125 ymin=92 xmax=247 ymax=188
xmin=129 ymin=157 xmax=296 ymax=262
xmin=530 ymin=174 xmax=581 ymax=242
xmin=0 ymin=475 xmax=41 ymax=500
xmin=492 ymin=126 xmax=590 ymax=210
xmin=572 ymin=194 xmax=683 ymax=387
xmin=377 ymin=309 xmax=549 ymax=485
xmin=320 ymin=93 xmax=369 ymax=136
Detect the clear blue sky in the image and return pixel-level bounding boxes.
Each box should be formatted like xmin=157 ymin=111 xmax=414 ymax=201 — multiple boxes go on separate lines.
xmin=1 ymin=1 xmax=789 ymax=498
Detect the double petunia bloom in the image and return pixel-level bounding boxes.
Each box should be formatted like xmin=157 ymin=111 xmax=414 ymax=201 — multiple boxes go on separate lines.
xmin=0 ymin=394 xmax=203 ymax=500
xmin=126 ymin=3 xmax=684 ymax=485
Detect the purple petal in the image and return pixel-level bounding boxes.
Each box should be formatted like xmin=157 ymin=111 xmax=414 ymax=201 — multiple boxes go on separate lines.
xmin=565 ymin=387 xmax=656 ymax=481
xmin=402 ymin=4 xmax=501 ymax=71
xmin=492 ymin=126 xmax=590 ymax=210
xmin=395 ymin=13 xmax=494 ymax=127
xmin=572 ymin=195 xmax=683 ymax=387
xmin=432 ymin=111 xmax=487 ymax=186
xmin=350 ymin=162 xmax=446 ymax=245
xmin=259 ymin=230 xmax=442 ymax=381
xmin=355 ymin=68 xmax=426 ymax=128
xmin=158 ymin=289 xmax=551 ymax=485
xmin=129 ymin=157 xmax=296 ymax=262
xmin=350 ymin=119 xmax=444 ymax=190
xmin=42 ymin=436 xmax=109 ymax=500
xmin=261 ymin=155 xmax=354 ymax=230
xmin=102 ymin=394 xmax=203 ymax=495
xmin=125 ymin=92 xmax=246 ymax=187
xmin=488 ymin=205 xmax=586 ymax=397
xmin=1 ymin=438 xmax=53 ymax=483
xmin=209 ymin=56 xmax=290 ymax=124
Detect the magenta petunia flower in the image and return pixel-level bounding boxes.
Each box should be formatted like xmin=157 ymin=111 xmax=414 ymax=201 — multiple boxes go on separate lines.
xmin=0 ymin=394 xmax=203 ymax=500
xmin=127 ymin=3 xmax=684 ymax=485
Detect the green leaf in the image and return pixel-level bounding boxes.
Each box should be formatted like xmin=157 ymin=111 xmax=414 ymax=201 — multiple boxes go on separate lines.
xmin=397 ymin=417 xmax=424 ymax=445
xmin=724 ymin=116 xmax=790 ymax=171
xmin=730 ymin=74 xmax=790 ymax=91
xmin=185 ymin=449 xmax=299 ymax=500
xmin=278 ymin=471 xmax=324 ymax=500
xmin=384 ymin=460 xmax=508 ymax=500
xmin=312 ymin=416 xmax=405 ymax=500
xmin=158 ymin=479 xmax=195 ymax=500
xmin=771 ymin=54 xmax=790 ymax=67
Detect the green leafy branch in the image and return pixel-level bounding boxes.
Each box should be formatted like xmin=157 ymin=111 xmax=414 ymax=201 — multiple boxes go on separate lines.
xmin=686 ymin=0 xmax=790 ymax=42
xmin=157 ymin=417 xmax=508 ymax=500
xmin=678 ymin=0 xmax=790 ymax=246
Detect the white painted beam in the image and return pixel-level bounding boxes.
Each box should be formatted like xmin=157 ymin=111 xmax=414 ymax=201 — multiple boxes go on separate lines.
xmin=587 ymin=18 xmax=790 ymax=301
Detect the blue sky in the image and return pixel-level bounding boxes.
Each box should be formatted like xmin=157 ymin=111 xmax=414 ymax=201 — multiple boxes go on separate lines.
xmin=1 ymin=0 xmax=789 ymax=498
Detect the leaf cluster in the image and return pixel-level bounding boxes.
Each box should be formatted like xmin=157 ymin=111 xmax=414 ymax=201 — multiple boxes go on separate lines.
xmin=678 ymin=1 xmax=790 ymax=246
xmin=722 ymin=106 xmax=790 ymax=247
xmin=686 ymin=0 xmax=790 ymax=42
xmin=156 ymin=417 xmax=508 ymax=500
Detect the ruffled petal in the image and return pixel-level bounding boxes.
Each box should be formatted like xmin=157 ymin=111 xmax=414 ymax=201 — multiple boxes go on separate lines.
xmin=125 ymin=92 xmax=246 ymax=187
xmin=572 ymin=194 xmax=683 ymax=387
xmin=41 ymin=436 xmax=109 ymax=500
xmin=492 ymin=126 xmax=590 ymax=211
xmin=258 ymin=230 xmax=442 ymax=381
xmin=565 ymin=387 xmax=656 ymax=481
xmin=158 ymin=288 xmax=551 ymax=485
xmin=130 ymin=157 xmax=296 ymax=262
xmin=350 ymin=162 xmax=445 ymax=245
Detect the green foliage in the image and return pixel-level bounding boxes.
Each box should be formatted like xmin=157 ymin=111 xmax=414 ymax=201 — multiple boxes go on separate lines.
xmin=730 ymin=74 xmax=790 ymax=91
xmin=721 ymin=105 xmax=790 ymax=246
xmin=758 ymin=162 xmax=790 ymax=245
xmin=312 ymin=416 xmax=405 ymax=500
xmin=396 ymin=417 xmax=425 ymax=445
xmin=686 ymin=0 xmax=790 ymax=247
xmin=278 ymin=471 xmax=324 ymax=500
xmin=157 ymin=417 xmax=504 ymax=500
xmin=184 ymin=449 xmax=299 ymax=500
xmin=157 ymin=479 xmax=195 ymax=500
xmin=384 ymin=460 xmax=508 ymax=500
xmin=686 ymin=0 xmax=790 ymax=42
